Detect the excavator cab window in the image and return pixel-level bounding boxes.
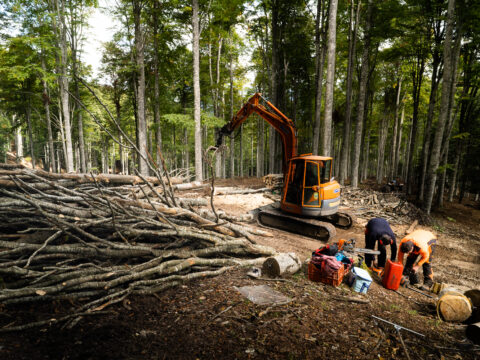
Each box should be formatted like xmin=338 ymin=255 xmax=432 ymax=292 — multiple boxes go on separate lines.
xmin=285 ymin=160 xmax=304 ymax=205
xmin=305 ymin=161 xmax=319 ymax=187
xmin=320 ymin=160 xmax=332 ymax=184
xmin=304 ymin=161 xmax=320 ymax=206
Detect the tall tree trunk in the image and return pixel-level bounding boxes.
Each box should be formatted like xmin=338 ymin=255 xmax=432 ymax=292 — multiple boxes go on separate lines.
xmin=419 ymin=7 xmax=444 ymax=199
xmin=351 ymin=0 xmax=372 ymax=188
xmin=41 ymin=56 xmax=55 ymax=172
xmin=437 ymin=37 xmax=461 ymax=208
xmin=448 ymin=140 xmax=461 ymax=202
xmin=361 ymin=94 xmax=372 ymax=181
xmin=270 ymin=0 xmax=280 ymax=172
xmin=192 ymin=0 xmax=202 ymax=181
xmin=419 ymin=60 xmax=441 ymax=200
xmin=215 ymin=37 xmax=223 ymax=115
xmin=229 ymin=55 xmax=235 ymax=178
xmin=184 ymin=128 xmax=190 ymax=178
xmin=214 ymin=36 xmax=223 ymax=174
xmin=376 ymin=97 xmax=389 ymax=183
xmin=134 ymin=0 xmax=148 ymax=176
xmin=437 ymin=143 xmax=448 ymax=207
xmin=153 ymin=1 xmax=162 ymax=161
xmin=406 ymin=53 xmax=425 ymax=194
xmin=57 ymin=99 xmax=67 ymax=170
xmin=55 ymin=0 xmax=74 ymax=172
xmin=71 ymin=46 xmax=86 ymax=172
xmin=339 ymin=0 xmax=360 ymax=183
xmin=313 ymin=0 xmax=328 ymax=154
xmin=25 ymin=100 xmax=35 ymax=169
xmin=322 ymin=0 xmax=338 ymax=156
xmin=424 ymin=0 xmax=458 ymax=214
xmin=257 ymin=118 xmax=264 ymax=177
xmin=251 ymin=130 xmax=254 ymax=176
xmin=240 ymin=125 xmax=243 ymax=177
xmin=389 ymin=76 xmax=402 ymax=179
xmin=394 ymin=105 xmax=405 ymax=177
xmin=14 ymin=115 xmax=23 ymax=161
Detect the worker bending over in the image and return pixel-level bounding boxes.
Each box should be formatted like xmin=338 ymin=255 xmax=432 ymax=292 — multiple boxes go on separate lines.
xmin=364 ymin=218 xmax=397 ymax=271
xmin=398 ymin=229 xmax=437 ymax=289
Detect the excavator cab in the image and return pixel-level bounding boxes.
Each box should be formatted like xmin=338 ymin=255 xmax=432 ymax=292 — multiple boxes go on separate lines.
xmin=281 ymin=155 xmax=341 ymax=217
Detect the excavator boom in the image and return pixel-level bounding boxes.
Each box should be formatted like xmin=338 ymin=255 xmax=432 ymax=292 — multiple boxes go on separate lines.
xmin=216 ymin=93 xmax=297 ymax=173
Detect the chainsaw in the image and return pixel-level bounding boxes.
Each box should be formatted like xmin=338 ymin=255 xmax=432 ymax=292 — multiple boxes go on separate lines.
xmin=337 ymin=238 xmax=380 ymax=255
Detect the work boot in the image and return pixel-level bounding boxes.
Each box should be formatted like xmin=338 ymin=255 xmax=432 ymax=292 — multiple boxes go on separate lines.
xmin=422 ymin=278 xmax=433 ymax=291
xmin=408 ymin=272 xmax=420 ymax=286
xmin=369 ymin=265 xmax=384 ymax=277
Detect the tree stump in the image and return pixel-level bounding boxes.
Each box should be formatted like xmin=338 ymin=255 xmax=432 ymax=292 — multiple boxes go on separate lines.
xmin=436 ymin=289 xmax=473 ymax=322
xmin=262 ymin=253 xmax=301 ymax=278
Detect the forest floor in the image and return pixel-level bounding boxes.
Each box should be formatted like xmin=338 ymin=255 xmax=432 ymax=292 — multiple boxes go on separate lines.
xmin=1 ymin=177 xmax=479 ymax=360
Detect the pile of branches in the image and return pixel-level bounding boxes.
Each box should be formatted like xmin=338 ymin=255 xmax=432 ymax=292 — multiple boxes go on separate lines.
xmin=341 ymin=187 xmax=432 ymax=225
xmin=0 ymin=165 xmax=276 ymax=331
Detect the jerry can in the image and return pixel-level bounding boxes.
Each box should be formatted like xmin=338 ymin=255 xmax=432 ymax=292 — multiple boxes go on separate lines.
xmin=382 ymin=259 xmax=404 ymax=291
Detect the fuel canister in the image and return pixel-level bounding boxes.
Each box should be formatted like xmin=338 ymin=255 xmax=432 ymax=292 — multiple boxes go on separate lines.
xmin=382 ymin=259 xmax=404 ymax=291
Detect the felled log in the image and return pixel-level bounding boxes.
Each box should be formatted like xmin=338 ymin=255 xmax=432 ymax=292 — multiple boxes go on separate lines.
xmin=212 ymin=187 xmax=270 ymax=195
xmin=0 ymin=167 xmax=181 ymax=187
xmin=172 ymin=180 xmax=208 ymax=191
xmin=437 ymin=289 xmax=473 ymax=322
xmin=262 ymin=253 xmax=301 ymax=278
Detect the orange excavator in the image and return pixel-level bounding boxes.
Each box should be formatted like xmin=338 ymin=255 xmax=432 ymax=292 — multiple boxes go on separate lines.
xmin=216 ymin=93 xmax=354 ymax=241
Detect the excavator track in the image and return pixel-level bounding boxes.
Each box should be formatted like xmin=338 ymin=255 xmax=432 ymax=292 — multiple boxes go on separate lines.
xmin=257 ymin=208 xmax=336 ymax=242
xmin=323 ymin=210 xmax=355 ymax=229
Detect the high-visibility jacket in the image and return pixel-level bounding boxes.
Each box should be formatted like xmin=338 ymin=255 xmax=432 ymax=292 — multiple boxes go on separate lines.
xmin=398 ymin=229 xmax=436 ymax=267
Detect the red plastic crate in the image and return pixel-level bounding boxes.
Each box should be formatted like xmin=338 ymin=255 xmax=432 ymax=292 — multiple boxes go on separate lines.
xmin=308 ymin=261 xmax=322 ymax=282
xmin=320 ymin=264 xmax=345 ymax=287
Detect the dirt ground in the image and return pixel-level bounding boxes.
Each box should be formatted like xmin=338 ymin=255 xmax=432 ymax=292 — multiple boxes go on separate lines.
xmin=1 ymin=177 xmax=479 ymax=360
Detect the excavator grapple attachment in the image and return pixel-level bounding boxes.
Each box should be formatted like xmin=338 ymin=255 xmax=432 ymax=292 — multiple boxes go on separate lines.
xmin=257 ymin=207 xmax=336 ymax=242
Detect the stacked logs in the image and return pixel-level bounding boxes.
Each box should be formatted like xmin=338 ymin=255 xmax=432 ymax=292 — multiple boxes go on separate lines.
xmin=262 ymin=174 xmax=283 ymax=190
xmin=0 ymin=165 xmax=276 ymax=330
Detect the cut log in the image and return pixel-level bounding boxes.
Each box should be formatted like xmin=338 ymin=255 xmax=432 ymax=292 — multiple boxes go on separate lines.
xmin=212 ymin=187 xmax=269 ymax=195
xmin=0 ymin=168 xmax=181 ymax=186
xmin=437 ymin=289 xmax=473 ymax=322
xmin=262 ymin=174 xmax=283 ymax=189
xmin=262 ymin=253 xmax=301 ymax=278
xmin=172 ymin=181 xmax=208 ymax=191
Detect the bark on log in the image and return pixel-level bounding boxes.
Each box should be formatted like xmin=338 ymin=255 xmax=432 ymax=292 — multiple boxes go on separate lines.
xmin=172 ymin=181 xmax=207 ymax=191
xmin=0 ymin=167 xmax=181 ymax=186
xmin=262 ymin=253 xmax=301 ymax=278
xmin=212 ymin=187 xmax=270 ymax=195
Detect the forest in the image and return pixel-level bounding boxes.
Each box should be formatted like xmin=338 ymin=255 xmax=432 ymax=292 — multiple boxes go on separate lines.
xmin=0 ymin=0 xmax=479 ymax=217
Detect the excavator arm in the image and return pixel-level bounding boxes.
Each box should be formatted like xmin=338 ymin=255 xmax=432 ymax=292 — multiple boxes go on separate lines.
xmin=216 ymin=93 xmax=298 ymax=172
